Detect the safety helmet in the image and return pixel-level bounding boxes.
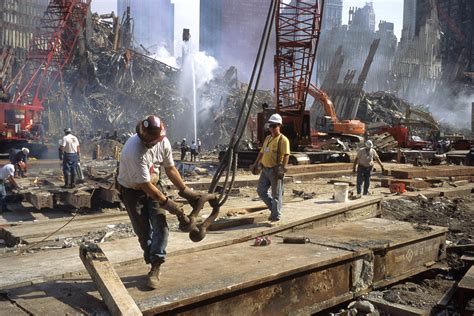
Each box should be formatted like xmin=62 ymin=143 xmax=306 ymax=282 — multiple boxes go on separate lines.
xmin=21 ymin=147 xmax=30 ymax=155
xmin=64 ymin=128 xmax=72 ymax=134
xmin=17 ymin=161 xmax=26 ymax=170
xmin=268 ymin=113 xmax=283 ymax=125
xmin=365 ymin=140 xmax=373 ymax=148
xmin=136 ymin=115 xmax=166 ymax=146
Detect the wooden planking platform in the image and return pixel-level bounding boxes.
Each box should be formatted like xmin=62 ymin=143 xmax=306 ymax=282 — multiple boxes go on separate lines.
xmin=388 ymin=166 xmax=474 ymax=179
xmin=130 ymin=218 xmax=446 ymax=315
xmin=0 ymin=197 xmax=381 ymax=290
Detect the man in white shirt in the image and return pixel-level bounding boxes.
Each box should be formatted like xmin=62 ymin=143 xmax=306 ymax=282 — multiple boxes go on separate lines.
xmin=0 ymin=164 xmax=21 ymax=212
xmin=59 ymin=128 xmax=80 ymax=188
xmin=118 ymin=115 xmax=201 ymax=289
xmin=353 ymin=140 xmax=385 ymax=195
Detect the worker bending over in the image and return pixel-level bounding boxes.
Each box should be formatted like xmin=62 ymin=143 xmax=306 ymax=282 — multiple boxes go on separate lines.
xmin=353 ymin=140 xmax=385 ymax=195
xmin=251 ymin=113 xmax=290 ymax=222
xmin=9 ymin=147 xmax=29 ymax=177
xmin=117 ymin=115 xmax=201 ymax=289
xmin=0 ymin=164 xmax=22 ymax=212
xmin=59 ymin=128 xmax=80 ymax=188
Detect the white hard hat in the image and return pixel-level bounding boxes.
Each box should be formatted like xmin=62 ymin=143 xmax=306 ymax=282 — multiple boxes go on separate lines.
xmin=21 ymin=147 xmax=30 ymax=155
xmin=183 ymin=138 xmax=186 ymax=141
xmin=365 ymin=140 xmax=373 ymax=148
xmin=268 ymin=113 xmax=283 ymax=125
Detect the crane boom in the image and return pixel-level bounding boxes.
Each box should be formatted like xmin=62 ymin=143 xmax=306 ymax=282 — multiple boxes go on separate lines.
xmin=0 ymin=0 xmax=90 ymax=146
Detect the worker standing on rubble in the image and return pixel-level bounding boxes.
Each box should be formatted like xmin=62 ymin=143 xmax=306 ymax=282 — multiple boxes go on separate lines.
xmin=9 ymin=147 xmax=29 ymax=178
xmin=251 ymin=113 xmax=290 ymax=222
xmin=59 ymin=128 xmax=80 ymax=188
xmin=353 ymin=140 xmax=385 ymax=196
xmin=0 ymin=163 xmax=22 ymax=213
xmin=180 ymin=138 xmax=188 ymax=161
xmin=117 ymin=115 xmax=201 ymax=289
xmin=190 ymin=140 xmax=198 ymax=162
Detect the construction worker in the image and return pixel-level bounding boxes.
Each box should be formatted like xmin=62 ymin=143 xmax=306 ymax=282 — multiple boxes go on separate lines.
xmin=0 ymin=163 xmax=22 ymax=212
xmin=197 ymin=138 xmax=202 ymax=153
xmin=59 ymin=128 xmax=80 ymax=188
xmin=251 ymin=113 xmax=290 ymax=222
xmin=190 ymin=140 xmax=198 ymax=162
xmin=353 ymin=140 xmax=385 ymax=196
xmin=9 ymin=147 xmax=29 ymax=177
xmin=180 ymin=138 xmax=188 ymax=161
xmin=117 ymin=115 xmax=201 ymax=289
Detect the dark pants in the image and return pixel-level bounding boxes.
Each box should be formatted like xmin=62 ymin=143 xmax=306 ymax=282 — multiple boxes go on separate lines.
xmin=121 ymin=187 xmax=168 ymax=265
xmin=0 ymin=180 xmax=6 ymax=211
xmin=63 ymin=153 xmax=78 ymax=185
xmin=356 ymin=165 xmax=372 ymax=195
xmin=190 ymin=149 xmax=197 ymax=162
xmin=14 ymin=163 xmax=26 ymax=177
xmin=180 ymin=149 xmax=187 ymax=161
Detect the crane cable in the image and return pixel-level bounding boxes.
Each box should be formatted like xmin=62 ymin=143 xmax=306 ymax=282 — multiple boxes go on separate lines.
xmin=208 ymin=0 xmax=277 ymax=207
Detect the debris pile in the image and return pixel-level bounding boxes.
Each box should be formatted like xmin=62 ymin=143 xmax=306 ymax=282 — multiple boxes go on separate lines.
xmin=43 ymin=14 xmax=273 ymax=148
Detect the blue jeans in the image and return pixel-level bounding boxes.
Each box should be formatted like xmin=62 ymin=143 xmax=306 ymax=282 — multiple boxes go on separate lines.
xmin=357 ymin=165 xmax=372 ymax=195
xmin=257 ymin=167 xmax=283 ymax=220
xmin=63 ymin=153 xmax=78 ymax=185
xmin=0 ymin=181 xmax=6 ymax=211
xmin=121 ymin=188 xmax=168 ymax=265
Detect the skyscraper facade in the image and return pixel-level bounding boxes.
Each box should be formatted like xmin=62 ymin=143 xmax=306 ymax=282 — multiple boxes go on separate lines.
xmin=0 ymin=0 xmax=49 ymax=57
xmin=322 ymin=0 xmax=343 ymax=31
xmin=117 ymin=0 xmax=174 ymax=54
xmin=199 ymin=0 xmax=274 ymax=87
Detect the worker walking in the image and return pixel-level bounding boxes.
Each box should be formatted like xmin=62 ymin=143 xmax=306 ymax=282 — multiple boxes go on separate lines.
xmin=59 ymin=128 xmax=80 ymax=188
xmin=251 ymin=114 xmax=290 ymax=222
xmin=9 ymin=147 xmax=29 ymax=177
xmin=0 ymin=163 xmax=22 ymax=212
xmin=353 ymin=140 xmax=385 ymax=196
xmin=117 ymin=115 xmax=201 ymax=289
xmin=180 ymin=138 xmax=188 ymax=161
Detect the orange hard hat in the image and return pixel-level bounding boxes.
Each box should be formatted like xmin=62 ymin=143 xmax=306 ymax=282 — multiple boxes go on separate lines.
xmin=18 ymin=161 xmax=26 ymax=170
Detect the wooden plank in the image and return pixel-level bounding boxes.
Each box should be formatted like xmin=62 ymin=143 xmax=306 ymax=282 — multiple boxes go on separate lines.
xmin=436 ymin=283 xmax=458 ymax=308
xmin=0 ymin=197 xmax=381 ymax=290
xmin=367 ymin=298 xmax=429 ymax=316
xmin=63 ymin=190 xmax=92 ymax=209
xmin=79 ymin=244 xmax=141 ymax=316
xmin=25 ymin=191 xmax=54 ymax=210
xmin=458 ymin=266 xmax=474 ymax=291
xmin=391 ymin=166 xmax=474 ymax=179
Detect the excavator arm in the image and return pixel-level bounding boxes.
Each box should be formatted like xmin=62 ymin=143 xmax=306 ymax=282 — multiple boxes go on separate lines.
xmin=307 ymin=83 xmax=337 ymax=121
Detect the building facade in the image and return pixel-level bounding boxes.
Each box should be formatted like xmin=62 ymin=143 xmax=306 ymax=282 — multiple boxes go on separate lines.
xmin=200 ymin=0 xmax=274 ymax=88
xmin=117 ymin=0 xmax=174 ymax=54
xmin=322 ymin=0 xmax=343 ymax=31
xmin=0 ymin=0 xmax=48 ymax=58
xmin=436 ymin=0 xmax=474 ymax=73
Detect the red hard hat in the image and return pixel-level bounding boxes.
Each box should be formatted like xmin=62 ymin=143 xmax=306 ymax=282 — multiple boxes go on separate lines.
xmin=136 ymin=115 xmax=166 ymax=144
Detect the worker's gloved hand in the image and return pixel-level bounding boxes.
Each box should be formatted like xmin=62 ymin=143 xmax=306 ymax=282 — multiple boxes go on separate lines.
xmin=58 ymin=150 xmax=63 ymax=161
xmin=159 ymin=197 xmax=184 ymax=216
xmin=276 ymin=165 xmax=287 ymax=179
xmin=381 ymin=166 xmax=385 ymax=173
xmin=249 ymin=163 xmax=261 ymax=175
xmin=77 ymin=155 xmax=81 ymax=163
xmin=352 ymin=168 xmax=356 ymax=174
xmin=178 ymin=187 xmax=201 ymax=208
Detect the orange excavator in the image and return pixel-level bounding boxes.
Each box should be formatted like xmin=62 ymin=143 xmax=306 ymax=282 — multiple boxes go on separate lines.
xmin=308 ymin=84 xmax=365 ymax=136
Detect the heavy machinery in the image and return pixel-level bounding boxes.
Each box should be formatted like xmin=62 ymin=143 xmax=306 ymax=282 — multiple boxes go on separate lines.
xmin=0 ymin=0 xmax=91 ymax=155
xmin=308 ymin=84 xmax=365 ymax=137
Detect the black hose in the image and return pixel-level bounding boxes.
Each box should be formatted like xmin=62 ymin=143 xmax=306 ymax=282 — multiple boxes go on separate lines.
xmin=208 ymin=0 xmax=277 ymax=206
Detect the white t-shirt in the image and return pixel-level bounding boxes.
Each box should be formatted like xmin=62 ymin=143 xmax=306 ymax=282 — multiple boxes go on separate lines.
xmin=60 ymin=134 xmax=80 ymax=153
xmin=118 ymin=134 xmax=175 ymax=189
xmin=0 ymin=164 xmax=15 ymax=181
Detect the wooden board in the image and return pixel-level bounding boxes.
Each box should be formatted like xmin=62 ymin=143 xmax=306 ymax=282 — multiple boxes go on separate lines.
xmin=0 ymin=197 xmax=381 ymax=290
xmin=458 ymin=266 xmax=474 ymax=292
xmin=79 ymin=244 xmax=141 ymax=316
xmin=390 ymin=166 xmax=474 ymax=179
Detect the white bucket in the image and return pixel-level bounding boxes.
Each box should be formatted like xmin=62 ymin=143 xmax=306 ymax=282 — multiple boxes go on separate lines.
xmin=334 ymin=182 xmax=349 ymax=203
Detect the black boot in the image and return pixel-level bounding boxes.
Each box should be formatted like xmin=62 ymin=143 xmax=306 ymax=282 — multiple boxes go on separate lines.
xmin=62 ymin=175 xmax=70 ymax=188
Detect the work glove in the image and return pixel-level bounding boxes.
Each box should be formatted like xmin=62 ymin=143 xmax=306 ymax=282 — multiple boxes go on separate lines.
xmin=77 ymin=155 xmax=81 ymax=163
xmin=58 ymin=150 xmax=63 ymax=161
xmin=276 ymin=165 xmax=287 ymax=179
xmin=159 ymin=197 xmax=185 ymax=216
xmin=249 ymin=163 xmax=261 ymax=175
xmin=178 ymin=187 xmax=201 ymax=208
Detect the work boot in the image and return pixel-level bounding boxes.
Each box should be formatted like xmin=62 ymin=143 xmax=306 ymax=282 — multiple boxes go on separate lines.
xmin=62 ymin=175 xmax=70 ymax=188
xmin=146 ymin=263 xmax=161 ymax=289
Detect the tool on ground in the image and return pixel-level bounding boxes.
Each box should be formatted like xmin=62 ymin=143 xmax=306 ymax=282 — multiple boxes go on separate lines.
xmin=254 ymin=236 xmax=272 ymax=246
xmin=282 ymin=236 xmax=311 ymax=244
